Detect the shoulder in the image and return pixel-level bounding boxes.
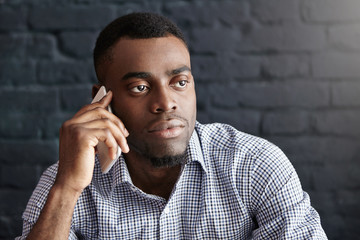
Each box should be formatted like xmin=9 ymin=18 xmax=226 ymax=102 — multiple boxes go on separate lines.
xmin=195 ymin=121 xmax=294 ymax=183
xmin=195 ymin=122 xmax=274 ymax=158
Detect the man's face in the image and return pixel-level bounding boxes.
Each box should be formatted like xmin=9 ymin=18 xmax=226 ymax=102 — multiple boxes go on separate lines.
xmin=98 ymin=36 xmax=196 ymax=166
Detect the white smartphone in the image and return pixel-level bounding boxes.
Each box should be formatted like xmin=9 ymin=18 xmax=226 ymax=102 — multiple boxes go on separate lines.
xmin=91 ymin=86 xmax=121 ymax=174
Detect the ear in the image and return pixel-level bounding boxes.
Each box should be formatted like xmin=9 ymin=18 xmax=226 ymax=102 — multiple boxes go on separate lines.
xmin=92 ymin=84 xmax=102 ymax=99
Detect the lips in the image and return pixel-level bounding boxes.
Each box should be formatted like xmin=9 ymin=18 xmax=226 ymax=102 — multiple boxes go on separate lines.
xmin=147 ymin=119 xmax=185 ymax=138
xmin=148 ymin=119 xmax=184 ymax=132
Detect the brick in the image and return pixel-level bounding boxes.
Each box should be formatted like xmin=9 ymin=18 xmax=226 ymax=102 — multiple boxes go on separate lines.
xmin=29 ymin=6 xmax=115 ymax=30
xmin=313 ymin=110 xmax=360 ymax=137
xmin=205 ymin=1 xmax=249 ymax=25
xmin=320 ymin=214 xmax=346 ymax=240
xmin=261 ymin=54 xmax=309 ymax=78
xmin=0 ymin=113 xmax=42 ymax=139
xmin=269 ymin=136 xmax=360 ymax=164
xmin=210 ymin=82 xmax=242 ymax=108
xmin=164 ymin=1 xmax=248 ymax=28
xmin=275 ymin=24 xmax=326 ymax=51
xmin=42 ymin=112 xmax=73 ymax=139
xmin=191 ymin=55 xmax=223 ymax=80
xmin=251 ymin=0 xmax=299 ymax=23
xmin=329 ymin=24 xmax=360 ymax=51
xmin=341 ymin=218 xmax=360 ymax=239
xmin=222 ymin=54 xmax=261 ymax=79
xmin=336 ymin=190 xmax=360 ymax=218
xmin=307 ymin=190 xmax=337 ymax=216
xmin=60 ymin=85 xmax=93 ymax=112
xmin=27 ymin=34 xmax=56 ymax=59
xmin=302 ymin=0 xmax=360 ymax=23
xmin=0 ymin=60 xmax=36 ymax=86
xmin=38 ymin=61 xmax=96 ymax=84
xmin=234 ymin=81 xmax=329 ymax=108
xmin=0 ymin=165 xmax=39 ymax=189
xmin=262 ymin=111 xmax=309 ymax=135
xmin=196 ymin=111 xmax=210 ymax=125
xmin=240 ymin=24 xmax=326 ymax=52
xmin=332 ymin=81 xmax=360 ymax=107
xmin=313 ymin=164 xmax=360 ymax=191
xmin=0 ymin=215 xmax=22 ymax=239
xmin=195 ymin=82 xmax=210 ymax=111
xmin=0 ymin=140 xmax=58 ymax=165
xmin=0 ymin=216 xmax=11 ymax=238
xmin=291 ymin=163 xmax=312 ymax=190
xmin=192 ymin=54 xmax=261 ymax=82
xmin=312 ymin=52 xmax=360 ymax=78
xmin=0 ymin=189 xmax=32 ymax=216
xmin=59 ymin=31 xmax=97 ymax=58
xmin=0 ymin=34 xmax=27 ymax=59
xmin=0 ymin=7 xmax=27 ymax=30
xmin=116 ymin=2 xmax=162 ymax=17
xmin=209 ymin=108 xmax=261 ymax=135
xmin=191 ymin=27 xmax=242 ymax=53
xmin=0 ymin=88 xmax=59 ymax=114
xmin=0 ymin=34 xmax=55 ymax=60
xmin=0 ymin=0 xmax=22 ymax=5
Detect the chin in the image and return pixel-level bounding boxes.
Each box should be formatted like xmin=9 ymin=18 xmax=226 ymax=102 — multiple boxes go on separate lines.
xmin=149 ymin=151 xmax=187 ymax=168
xmin=149 ymin=143 xmax=186 ymax=159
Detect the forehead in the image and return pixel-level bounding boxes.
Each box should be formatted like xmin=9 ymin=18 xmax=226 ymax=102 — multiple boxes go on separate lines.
xmin=115 ymin=36 xmax=189 ymax=69
xmin=97 ymin=36 xmax=191 ymax=84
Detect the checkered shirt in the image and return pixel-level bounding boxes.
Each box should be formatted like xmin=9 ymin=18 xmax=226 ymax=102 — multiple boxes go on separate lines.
xmin=17 ymin=122 xmax=327 ymax=239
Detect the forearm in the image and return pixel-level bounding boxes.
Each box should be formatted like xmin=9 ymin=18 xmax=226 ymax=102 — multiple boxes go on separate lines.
xmin=27 ymin=184 xmax=81 ymax=240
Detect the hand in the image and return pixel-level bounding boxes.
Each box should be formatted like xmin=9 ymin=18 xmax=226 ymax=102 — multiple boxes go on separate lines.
xmin=55 ymin=91 xmax=129 ymax=194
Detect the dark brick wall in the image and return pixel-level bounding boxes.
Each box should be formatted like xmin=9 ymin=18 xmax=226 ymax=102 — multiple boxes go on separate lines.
xmin=1 ymin=0 xmax=360 ymax=239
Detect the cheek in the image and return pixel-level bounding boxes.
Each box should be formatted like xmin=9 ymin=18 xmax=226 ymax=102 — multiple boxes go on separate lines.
xmin=184 ymin=91 xmax=197 ymax=121
xmin=112 ymin=100 xmax=142 ymax=128
xmin=117 ymin=107 xmax=140 ymax=125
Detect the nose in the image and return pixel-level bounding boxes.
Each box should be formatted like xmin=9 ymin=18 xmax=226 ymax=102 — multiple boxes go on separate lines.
xmin=150 ymin=87 xmax=177 ymax=113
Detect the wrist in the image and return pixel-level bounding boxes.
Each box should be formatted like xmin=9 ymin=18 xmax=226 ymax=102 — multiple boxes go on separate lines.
xmin=51 ymin=181 xmax=83 ymax=201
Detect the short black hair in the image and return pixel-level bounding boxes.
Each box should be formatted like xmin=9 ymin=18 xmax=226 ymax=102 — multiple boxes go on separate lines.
xmin=93 ymin=12 xmax=187 ymax=78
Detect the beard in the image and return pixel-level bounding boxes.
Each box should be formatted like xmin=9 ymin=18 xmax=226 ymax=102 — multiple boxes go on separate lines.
xmin=128 ymin=139 xmax=188 ymax=168
xmin=149 ymin=152 xmax=187 ymax=168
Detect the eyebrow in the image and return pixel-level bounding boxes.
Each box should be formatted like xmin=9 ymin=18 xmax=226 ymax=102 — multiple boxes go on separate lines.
xmin=168 ymin=66 xmax=192 ymax=75
xmin=121 ymin=66 xmax=191 ymax=81
xmin=121 ymin=72 xmax=152 ymax=81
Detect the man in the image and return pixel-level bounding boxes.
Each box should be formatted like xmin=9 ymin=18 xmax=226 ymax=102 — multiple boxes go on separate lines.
xmin=17 ymin=12 xmax=327 ymax=239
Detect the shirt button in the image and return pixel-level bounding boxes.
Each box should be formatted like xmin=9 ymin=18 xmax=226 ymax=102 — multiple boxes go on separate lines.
xmin=164 ymin=206 xmax=170 ymax=214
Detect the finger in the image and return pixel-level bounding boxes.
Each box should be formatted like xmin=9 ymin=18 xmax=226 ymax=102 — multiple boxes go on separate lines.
xmin=74 ymin=90 xmax=113 ymax=118
xmin=76 ymin=119 xmax=129 ymax=153
xmin=70 ymin=107 xmax=129 ymax=137
xmin=88 ymin=127 xmax=120 ymax=160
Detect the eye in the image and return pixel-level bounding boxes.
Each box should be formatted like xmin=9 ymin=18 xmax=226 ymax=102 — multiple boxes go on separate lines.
xmin=130 ymin=85 xmax=149 ymax=93
xmin=174 ymin=80 xmax=188 ymax=88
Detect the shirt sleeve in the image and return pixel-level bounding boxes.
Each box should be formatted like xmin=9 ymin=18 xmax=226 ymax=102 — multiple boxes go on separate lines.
xmin=250 ymin=141 xmax=328 ymax=239
xmin=15 ymin=163 xmax=79 ymax=240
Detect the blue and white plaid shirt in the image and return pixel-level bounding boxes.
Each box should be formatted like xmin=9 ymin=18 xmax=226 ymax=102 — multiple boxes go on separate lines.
xmin=18 ymin=122 xmax=327 ymax=239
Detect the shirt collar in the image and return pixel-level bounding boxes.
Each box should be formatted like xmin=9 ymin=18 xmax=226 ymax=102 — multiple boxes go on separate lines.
xmin=185 ymin=126 xmax=208 ymax=174
xmin=111 ymin=154 xmax=132 ymax=188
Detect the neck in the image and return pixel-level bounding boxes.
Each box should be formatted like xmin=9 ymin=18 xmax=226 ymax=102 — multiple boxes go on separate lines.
xmin=124 ymin=150 xmax=183 ymax=200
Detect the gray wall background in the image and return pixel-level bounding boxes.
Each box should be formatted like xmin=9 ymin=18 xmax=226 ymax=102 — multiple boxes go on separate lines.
xmin=1 ymin=0 xmax=360 ymax=239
